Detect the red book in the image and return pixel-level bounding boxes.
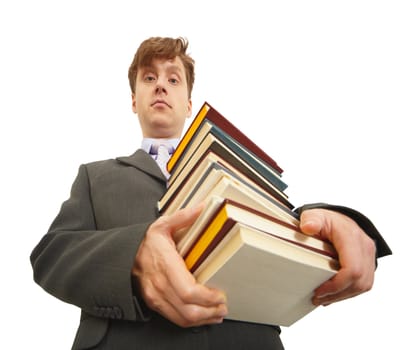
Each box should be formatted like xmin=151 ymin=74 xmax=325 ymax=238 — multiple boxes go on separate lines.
xmin=167 ymin=102 xmax=284 ymax=174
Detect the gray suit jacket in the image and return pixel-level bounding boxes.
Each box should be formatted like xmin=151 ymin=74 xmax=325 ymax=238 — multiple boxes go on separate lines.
xmin=31 ymin=149 xmax=167 ymax=349
xmin=30 ymin=149 xmax=390 ymax=350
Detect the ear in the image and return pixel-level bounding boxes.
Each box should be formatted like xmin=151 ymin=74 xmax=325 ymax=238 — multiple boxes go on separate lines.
xmin=186 ymin=99 xmax=192 ymax=118
xmin=131 ymin=93 xmax=137 ymax=113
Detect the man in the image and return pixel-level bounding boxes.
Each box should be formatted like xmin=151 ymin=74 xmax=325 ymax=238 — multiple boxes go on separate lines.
xmin=31 ymin=37 xmax=392 ymax=350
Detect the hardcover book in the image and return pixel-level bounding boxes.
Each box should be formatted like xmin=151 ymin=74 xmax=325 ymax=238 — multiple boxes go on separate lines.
xmin=182 ymin=197 xmax=337 ymax=273
xmin=168 ymin=121 xmax=288 ymax=192
xmin=159 ymin=149 xmax=292 ymax=214
xmin=168 ymin=102 xmax=284 ymax=175
xmin=160 ymin=101 xmax=338 ymax=327
xmin=162 ymin=162 xmax=297 ymax=226
xmin=195 ymin=222 xmax=338 ymax=326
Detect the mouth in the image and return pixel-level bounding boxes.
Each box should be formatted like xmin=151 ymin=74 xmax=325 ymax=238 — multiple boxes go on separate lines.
xmin=151 ymin=99 xmax=171 ymax=108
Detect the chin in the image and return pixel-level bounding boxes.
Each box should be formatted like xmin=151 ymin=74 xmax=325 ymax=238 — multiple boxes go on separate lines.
xmin=149 ymin=125 xmax=174 ymax=139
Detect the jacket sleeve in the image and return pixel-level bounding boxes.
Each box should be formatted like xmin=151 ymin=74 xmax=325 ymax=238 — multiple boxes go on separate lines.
xmin=295 ymin=203 xmax=392 ymax=258
xmin=30 ymin=164 xmax=152 ymax=322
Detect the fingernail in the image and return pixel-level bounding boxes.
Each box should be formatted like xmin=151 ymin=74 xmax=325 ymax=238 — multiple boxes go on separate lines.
xmin=301 ymin=220 xmax=314 ymax=226
xmin=316 ymin=293 xmax=330 ymax=299
xmin=193 ymin=202 xmax=205 ymax=213
xmin=218 ymin=292 xmax=227 ymax=304
xmin=218 ymin=305 xmax=228 ymax=317
xmin=313 ymin=293 xmax=332 ymax=305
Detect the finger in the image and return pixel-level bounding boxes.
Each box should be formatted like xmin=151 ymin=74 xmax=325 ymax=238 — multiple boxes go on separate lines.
xmin=172 ymin=279 xmax=227 ymax=307
xmin=313 ymin=251 xmax=374 ymax=305
xmin=313 ymin=267 xmax=353 ymax=302
xmin=161 ymin=203 xmax=205 ymax=235
xmin=314 ymin=242 xmax=365 ymax=299
xmin=322 ymin=228 xmax=374 ymax=289
xmin=312 ymin=274 xmax=367 ymax=306
xmin=313 ymin=287 xmax=363 ymax=306
xmin=169 ymin=299 xmax=228 ymax=327
xmin=145 ymin=273 xmax=228 ymax=327
xmin=299 ymin=209 xmax=326 ymax=237
xmin=163 ymin=249 xmax=227 ymax=307
xmin=154 ymin=211 xmax=227 ymax=307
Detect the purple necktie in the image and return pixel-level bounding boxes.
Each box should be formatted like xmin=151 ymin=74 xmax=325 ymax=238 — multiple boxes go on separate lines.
xmin=149 ymin=142 xmax=174 ymax=179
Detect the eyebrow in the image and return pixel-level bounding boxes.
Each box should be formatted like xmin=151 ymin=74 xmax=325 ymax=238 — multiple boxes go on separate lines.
xmin=142 ymin=62 xmax=184 ymax=76
xmin=165 ymin=64 xmax=184 ymax=76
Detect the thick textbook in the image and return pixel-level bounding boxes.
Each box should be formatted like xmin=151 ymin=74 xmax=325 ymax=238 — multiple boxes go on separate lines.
xmin=161 ymin=161 xmax=298 ymax=226
xmin=168 ymin=102 xmax=284 ymax=175
xmin=196 ymin=223 xmax=338 ymax=326
xmin=182 ymin=198 xmax=337 ymax=273
xmin=161 ymin=102 xmax=339 ymax=326
xmin=195 ymin=222 xmax=338 ymax=326
xmin=167 ymin=125 xmax=288 ymax=193
xmin=159 ymin=149 xmax=293 ymax=214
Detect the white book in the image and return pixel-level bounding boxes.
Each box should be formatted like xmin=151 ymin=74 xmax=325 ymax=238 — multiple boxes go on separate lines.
xmin=195 ymin=222 xmax=338 ymax=327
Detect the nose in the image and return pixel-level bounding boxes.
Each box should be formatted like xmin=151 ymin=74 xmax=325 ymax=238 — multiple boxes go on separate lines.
xmin=155 ymin=80 xmax=167 ymax=94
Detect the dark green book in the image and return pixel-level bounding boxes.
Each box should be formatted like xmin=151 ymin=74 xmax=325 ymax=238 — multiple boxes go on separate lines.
xmin=169 ymin=119 xmax=288 ymax=192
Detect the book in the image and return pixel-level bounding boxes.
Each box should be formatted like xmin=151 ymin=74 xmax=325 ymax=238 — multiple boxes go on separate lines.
xmin=159 ymin=149 xmax=293 ymax=214
xmin=167 ymin=126 xmax=288 ymax=193
xmin=161 ymin=161 xmax=298 ymax=226
xmin=174 ymin=195 xmax=225 ymax=254
xmin=161 ymin=101 xmax=338 ymax=326
xmin=194 ymin=222 xmax=339 ymax=326
xmin=182 ymin=197 xmax=337 ymax=273
xmin=167 ymin=102 xmax=284 ymax=175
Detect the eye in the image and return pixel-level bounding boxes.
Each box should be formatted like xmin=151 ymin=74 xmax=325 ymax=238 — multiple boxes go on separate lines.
xmin=143 ymin=73 xmax=156 ymax=82
xmin=169 ymin=77 xmax=179 ymax=85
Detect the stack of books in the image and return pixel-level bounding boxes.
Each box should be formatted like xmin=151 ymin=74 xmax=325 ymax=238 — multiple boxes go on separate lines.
xmin=158 ymin=102 xmax=339 ymax=327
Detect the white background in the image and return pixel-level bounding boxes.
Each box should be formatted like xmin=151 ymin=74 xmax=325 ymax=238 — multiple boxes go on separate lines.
xmin=1 ymin=0 xmax=414 ymax=349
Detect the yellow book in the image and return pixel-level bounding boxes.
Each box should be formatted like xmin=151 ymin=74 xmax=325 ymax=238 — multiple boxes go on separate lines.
xmin=184 ymin=202 xmax=230 ymax=270
xmin=167 ymin=103 xmax=209 ymax=172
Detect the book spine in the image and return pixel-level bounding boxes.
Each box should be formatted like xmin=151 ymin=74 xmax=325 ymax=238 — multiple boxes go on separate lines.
xmin=204 ymin=103 xmax=284 ymax=174
xmin=207 ymin=129 xmax=288 ymax=192
xmin=167 ymin=103 xmax=209 ymax=172
xmin=188 ymin=218 xmax=237 ymax=273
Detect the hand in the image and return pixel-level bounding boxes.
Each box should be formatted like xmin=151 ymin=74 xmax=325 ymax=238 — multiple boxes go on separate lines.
xmin=299 ymin=209 xmax=376 ymax=306
xmin=131 ymin=204 xmax=228 ymax=327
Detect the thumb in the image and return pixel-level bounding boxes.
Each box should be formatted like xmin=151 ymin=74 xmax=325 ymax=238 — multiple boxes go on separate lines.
xmin=167 ymin=202 xmax=205 ymax=233
xmin=299 ymin=209 xmax=326 ymax=237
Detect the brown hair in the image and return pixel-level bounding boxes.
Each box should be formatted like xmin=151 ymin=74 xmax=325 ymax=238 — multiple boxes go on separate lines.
xmin=128 ymin=37 xmax=195 ymax=98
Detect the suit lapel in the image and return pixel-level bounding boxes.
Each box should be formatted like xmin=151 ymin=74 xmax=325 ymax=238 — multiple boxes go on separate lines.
xmin=116 ymin=149 xmax=166 ymax=182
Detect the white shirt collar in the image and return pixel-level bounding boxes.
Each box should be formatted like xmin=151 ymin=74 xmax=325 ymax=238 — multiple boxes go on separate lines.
xmin=141 ymin=138 xmax=180 ymax=154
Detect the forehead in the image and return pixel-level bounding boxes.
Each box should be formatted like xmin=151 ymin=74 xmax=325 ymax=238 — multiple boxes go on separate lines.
xmin=140 ymin=56 xmax=186 ymax=73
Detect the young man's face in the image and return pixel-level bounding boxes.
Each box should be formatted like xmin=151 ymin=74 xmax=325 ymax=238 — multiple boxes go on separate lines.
xmin=132 ymin=56 xmax=192 ymax=139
